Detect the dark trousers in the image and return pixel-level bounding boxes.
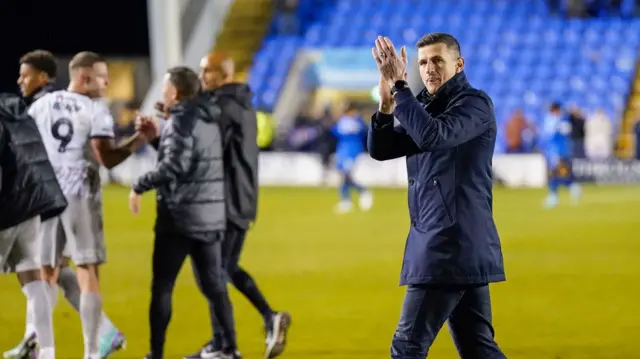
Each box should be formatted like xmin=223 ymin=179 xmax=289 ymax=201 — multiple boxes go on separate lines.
xmin=193 ymin=223 xmax=273 ymax=347
xmin=150 ymin=231 xmax=237 ymax=358
xmin=391 ymin=284 xmax=506 ymax=359
xmin=572 ymin=139 xmax=586 ymax=159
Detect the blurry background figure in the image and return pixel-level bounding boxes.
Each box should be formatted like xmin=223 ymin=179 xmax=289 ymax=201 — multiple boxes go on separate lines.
xmin=273 ymin=0 xmax=300 ymax=35
xmin=585 ymin=108 xmax=613 ymax=159
xmin=505 ymin=109 xmax=537 ymax=153
xmin=316 ymin=106 xmax=338 ymax=186
xmin=286 ymin=108 xmax=326 ymax=152
xmin=546 ymin=0 xmax=563 ymax=15
xmin=635 ymin=116 xmax=640 ymax=159
xmin=542 ymin=102 xmax=582 ymax=208
xmin=567 ymin=0 xmax=589 ymax=17
xmin=330 ymin=103 xmax=372 ymax=214
xmin=568 ymin=105 xmax=586 ymax=158
xmin=256 ymin=110 xmax=275 ymax=151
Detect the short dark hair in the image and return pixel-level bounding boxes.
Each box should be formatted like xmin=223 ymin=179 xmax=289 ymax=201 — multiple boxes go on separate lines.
xmin=20 ymin=50 xmax=57 ymax=78
xmin=345 ymin=102 xmax=359 ymax=113
xmin=167 ymin=66 xmax=200 ymax=99
xmin=416 ymin=33 xmax=461 ymax=57
xmin=69 ymin=51 xmax=105 ymax=70
xmin=550 ymin=102 xmax=562 ymax=111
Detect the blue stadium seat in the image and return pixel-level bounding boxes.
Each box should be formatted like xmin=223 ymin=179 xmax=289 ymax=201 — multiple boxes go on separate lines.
xmin=249 ymin=0 xmax=640 ymax=153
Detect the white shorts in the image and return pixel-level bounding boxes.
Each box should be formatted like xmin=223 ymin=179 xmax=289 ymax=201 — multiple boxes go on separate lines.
xmin=0 ymin=216 xmax=41 ymax=274
xmin=39 ymin=196 xmax=105 ymax=267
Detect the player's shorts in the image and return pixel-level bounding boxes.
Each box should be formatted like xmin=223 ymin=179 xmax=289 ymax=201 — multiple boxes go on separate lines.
xmin=0 ymin=216 xmax=42 ymax=274
xmin=336 ymin=156 xmax=357 ymax=174
xmin=39 ymin=196 xmax=105 ymax=267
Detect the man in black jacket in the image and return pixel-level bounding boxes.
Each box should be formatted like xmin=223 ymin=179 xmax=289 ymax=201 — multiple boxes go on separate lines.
xmin=369 ymin=34 xmax=506 ymax=358
xmin=183 ymin=53 xmax=290 ymax=359
xmin=3 ymin=49 xmax=62 ymax=359
xmin=0 ymin=91 xmax=67 ymax=359
xmin=131 ymin=66 xmax=240 ymax=359
xmin=17 ymin=50 xmax=59 ymax=107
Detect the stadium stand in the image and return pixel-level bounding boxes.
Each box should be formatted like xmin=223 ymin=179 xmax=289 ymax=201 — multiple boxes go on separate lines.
xmin=248 ymin=0 xmax=640 ymax=153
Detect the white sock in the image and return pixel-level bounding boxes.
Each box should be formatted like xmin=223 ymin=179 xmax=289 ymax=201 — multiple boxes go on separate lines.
xmin=80 ymin=292 xmax=102 ymax=358
xmin=98 ymin=313 xmax=117 ymax=338
xmin=21 ymin=286 xmax=36 ymax=339
xmin=39 ymin=347 xmax=55 ymax=359
xmin=22 ymin=281 xmax=55 ymax=349
xmin=47 ymin=284 xmax=59 ymax=309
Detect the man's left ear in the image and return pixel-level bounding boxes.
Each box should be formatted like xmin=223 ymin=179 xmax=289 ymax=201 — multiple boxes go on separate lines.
xmin=456 ymin=57 xmax=465 ymax=73
xmin=38 ymin=73 xmax=49 ymax=85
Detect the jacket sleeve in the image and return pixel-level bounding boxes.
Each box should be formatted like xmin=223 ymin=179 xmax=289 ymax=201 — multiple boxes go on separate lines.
xmin=393 ymin=88 xmax=492 ymax=151
xmin=132 ymin=114 xmax=194 ymax=194
xmin=149 ymin=138 xmax=160 ymax=150
xmin=0 ymin=124 xmax=4 ymax=193
xmin=367 ymin=111 xmax=420 ymax=160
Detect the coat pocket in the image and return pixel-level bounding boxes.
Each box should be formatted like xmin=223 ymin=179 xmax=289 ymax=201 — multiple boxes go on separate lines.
xmin=415 ymin=177 xmax=454 ymax=231
xmin=433 ymin=177 xmax=454 ymax=223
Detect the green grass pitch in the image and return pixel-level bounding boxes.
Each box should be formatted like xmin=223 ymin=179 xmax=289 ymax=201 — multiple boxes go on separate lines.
xmin=1 ymin=185 xmax=640 ymax=359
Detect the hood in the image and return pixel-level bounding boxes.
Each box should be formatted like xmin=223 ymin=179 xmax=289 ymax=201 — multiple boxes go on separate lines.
xmin=22 ymin=83 xmax=57 ymax=107
xmin=170 ymin=96 xmax=221 ymax=123
xmin=0 ymin=93 xmax=27 ymax=120
xmin=204 ymin=83 xmax=253 ymax=109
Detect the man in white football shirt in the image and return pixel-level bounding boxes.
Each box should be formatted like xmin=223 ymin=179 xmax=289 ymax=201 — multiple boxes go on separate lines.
xmin=4 ymin=49 xmax=126 ymax=359
xmin=29 ymin=51 xmax=150 ymax=359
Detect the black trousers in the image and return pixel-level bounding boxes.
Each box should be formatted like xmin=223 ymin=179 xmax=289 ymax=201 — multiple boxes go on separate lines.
xmin=391 ymin=284 xmax=506 ymax=359
xmin=193 ymin=223 xmax=273 ymax=347
xmin=150 ymin=231 xmax=237 ymax=358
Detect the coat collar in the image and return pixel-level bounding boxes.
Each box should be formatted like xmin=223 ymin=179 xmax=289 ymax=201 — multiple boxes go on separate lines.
xmin=417 ymin=71 xmax=469 ymax=104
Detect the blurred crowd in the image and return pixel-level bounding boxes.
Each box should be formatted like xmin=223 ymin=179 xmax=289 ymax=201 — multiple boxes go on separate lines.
xmin=548 ymin=0 xmax=640 ymax=17
xmin=504 ymin=104 xmax=617 ymax=159
xmin=104 ymin=0 xmax=640 ymax=161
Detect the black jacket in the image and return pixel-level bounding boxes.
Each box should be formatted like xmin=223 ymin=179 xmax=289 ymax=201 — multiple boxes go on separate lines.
xmin=133 ymin=97 xmax=225 ymax=241
xmin=368 ymin=72 xmax=505 ymax=286
xmin=202 ymin=84 xmax=259 ymax=229
xmin=0 ymin=84 xmax=58 ymax=111
xmin=0 ymin=96 xmax=67 ymax=230
xmin=24 ymin=84 xmax=58 ymax=107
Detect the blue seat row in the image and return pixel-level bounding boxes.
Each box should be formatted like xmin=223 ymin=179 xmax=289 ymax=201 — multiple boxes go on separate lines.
xmin=249 ymin=0 xmax=640 ymax=154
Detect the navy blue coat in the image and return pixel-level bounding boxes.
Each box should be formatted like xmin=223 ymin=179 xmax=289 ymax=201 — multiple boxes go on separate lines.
xmin=368 ymin=72 xmax=505 ymax=286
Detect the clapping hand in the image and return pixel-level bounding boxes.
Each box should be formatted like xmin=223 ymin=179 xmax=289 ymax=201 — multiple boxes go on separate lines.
xmin=372 ymin=36 xmax=408 ymax=114
xmin=372 ymin=36 xmax=408 ymax=89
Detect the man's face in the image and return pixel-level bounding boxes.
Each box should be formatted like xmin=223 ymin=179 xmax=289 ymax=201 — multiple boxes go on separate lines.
xmin=81 ymin=62 xmax=109 ymax=98
xmin=162 ymin=74 xmax=178 ymax=109
xmin=199 ymin=57 xmax=221 ymax=91
xmin=17 ymin=63 xmax=48 ymax=97
xmin=417 ymin=43 xmax=464 ymax=94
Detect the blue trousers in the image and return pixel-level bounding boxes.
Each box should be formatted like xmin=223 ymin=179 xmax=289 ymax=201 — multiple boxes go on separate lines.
xmin=391 ymin=284 xmax=506 ymax=359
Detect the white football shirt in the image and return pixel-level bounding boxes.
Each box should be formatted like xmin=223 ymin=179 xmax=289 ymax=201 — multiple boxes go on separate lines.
xmin=29 ymin=91 xmax=115 ymax=198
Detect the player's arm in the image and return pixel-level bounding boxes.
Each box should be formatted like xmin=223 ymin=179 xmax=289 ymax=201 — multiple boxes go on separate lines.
xmin=89 ymin=104 xmax=146 ymax=169
xmin=132 ymin=113 xmax=195 ymax=194
xmin=91 ymin=134 xmax=146 ymax=169
xmin=393 ymin=89 xmax=493 ymax=151
xmin=367 ymin=111 xmax=420 ymax=160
